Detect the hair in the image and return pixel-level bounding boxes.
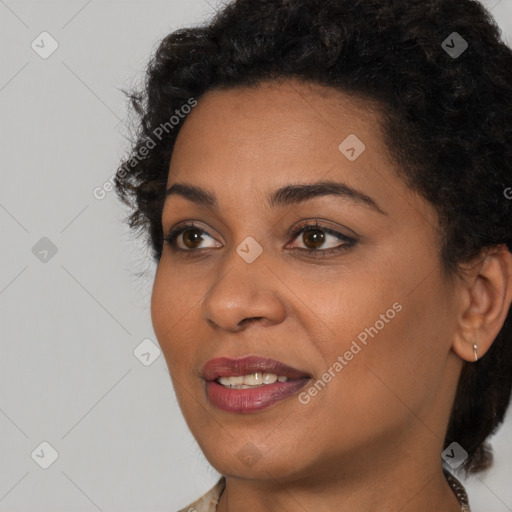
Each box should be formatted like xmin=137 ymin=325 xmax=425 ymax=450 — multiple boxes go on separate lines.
xmin=114 ymin=0 xmax=512 ymax=474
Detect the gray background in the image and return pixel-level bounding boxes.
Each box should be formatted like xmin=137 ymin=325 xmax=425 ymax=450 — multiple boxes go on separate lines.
xmin=1 ymin=0 xmax=511 ymax=510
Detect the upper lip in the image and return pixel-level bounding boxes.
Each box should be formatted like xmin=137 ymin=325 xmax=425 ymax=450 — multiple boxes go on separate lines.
xmin=201 ymin=356 xmax=311 ymax=381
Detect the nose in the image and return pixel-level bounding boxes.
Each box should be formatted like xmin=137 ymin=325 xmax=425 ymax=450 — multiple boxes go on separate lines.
xmin=201 ymin=250 xmax=287 ymax=332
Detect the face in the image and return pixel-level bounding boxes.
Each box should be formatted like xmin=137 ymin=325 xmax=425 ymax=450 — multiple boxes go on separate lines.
xmin=151 ymin=80 xmax=463 ymax=483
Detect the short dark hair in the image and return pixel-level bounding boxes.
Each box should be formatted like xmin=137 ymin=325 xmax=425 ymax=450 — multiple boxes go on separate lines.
xmin=115 ymin=0 xmax=512 ymax=474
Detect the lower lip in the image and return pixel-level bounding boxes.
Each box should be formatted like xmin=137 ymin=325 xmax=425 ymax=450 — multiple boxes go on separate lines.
xmin=205 ymin=379 xmax=310 ymax=413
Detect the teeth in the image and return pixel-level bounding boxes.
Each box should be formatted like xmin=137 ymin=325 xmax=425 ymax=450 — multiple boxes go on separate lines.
xmin=218 ymin=373 xmax=289 ymax=388
xmin=263 ymin=373 xmax=278 ymax=384
xmin=244 ymin=373 xmax=262 ymax=386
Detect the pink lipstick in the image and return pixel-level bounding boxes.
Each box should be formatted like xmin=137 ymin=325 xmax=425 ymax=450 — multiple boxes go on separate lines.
xmin=201 ymin=356 xmax=311 ymax=413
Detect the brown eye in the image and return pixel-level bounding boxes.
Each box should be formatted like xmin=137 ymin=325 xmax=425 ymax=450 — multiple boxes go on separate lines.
xmin=164 ymin=224 xmax=223 ymax=252
xmin=302 ymin=229 xmax=325 ymax=249
xmin=287 ymin=222 xmax=357 ymax=256
xmin=182 ymin=229 xmax=204 ymax=249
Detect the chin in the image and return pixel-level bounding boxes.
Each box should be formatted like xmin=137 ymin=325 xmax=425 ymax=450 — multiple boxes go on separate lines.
xmin=197 ymin=435 xmax=318 ymax=482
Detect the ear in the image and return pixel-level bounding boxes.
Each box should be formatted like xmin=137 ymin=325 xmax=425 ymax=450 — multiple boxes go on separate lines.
xmin=452 ymin=244 xmax=512 ymax=362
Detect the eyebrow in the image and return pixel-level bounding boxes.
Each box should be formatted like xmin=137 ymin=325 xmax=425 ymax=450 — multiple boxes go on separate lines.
xmin=165 ymin=180 xmax=386 ymax=215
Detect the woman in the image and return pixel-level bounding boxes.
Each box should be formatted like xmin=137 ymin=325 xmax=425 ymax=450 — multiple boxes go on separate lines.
xmin=115 ymin=0 xmax=512 ymax=510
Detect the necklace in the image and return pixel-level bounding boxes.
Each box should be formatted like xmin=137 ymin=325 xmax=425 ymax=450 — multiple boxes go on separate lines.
xmin=444 ymin=469 xmax=471 ymax=511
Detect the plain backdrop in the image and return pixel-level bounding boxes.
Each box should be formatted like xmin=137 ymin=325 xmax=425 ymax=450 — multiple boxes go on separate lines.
xmin=1 ymin=0 xmax=511 ymax=510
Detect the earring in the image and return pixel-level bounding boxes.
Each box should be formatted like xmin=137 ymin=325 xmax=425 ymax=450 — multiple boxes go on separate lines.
xmin=473 ymin=344 xmax=478 ymax=362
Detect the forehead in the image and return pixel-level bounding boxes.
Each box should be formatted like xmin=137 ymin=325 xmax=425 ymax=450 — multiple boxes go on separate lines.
xmin=162 ymin=79 xmax=439 ymax=244
xmin=175 ymin=80 xmax=380 ymax=142
xmin=168 ymin=80 xmax=389 ymax=187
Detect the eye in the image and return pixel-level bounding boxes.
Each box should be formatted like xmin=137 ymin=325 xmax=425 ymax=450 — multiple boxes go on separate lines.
xmin=163 ymin=220 xmax=356 ymax=257
xmin=163 ymin=223 xmax=222 ymax=252
xmin=286 ymin=221 xmax=357 ymax=256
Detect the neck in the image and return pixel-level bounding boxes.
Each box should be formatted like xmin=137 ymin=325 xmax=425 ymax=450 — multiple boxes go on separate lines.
xmin=216 ymin=451 xmax=462 ymax=512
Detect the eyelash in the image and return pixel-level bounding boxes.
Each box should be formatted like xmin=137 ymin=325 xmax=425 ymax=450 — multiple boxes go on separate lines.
xmin=163 ymin=221 xmax=357 ymax=258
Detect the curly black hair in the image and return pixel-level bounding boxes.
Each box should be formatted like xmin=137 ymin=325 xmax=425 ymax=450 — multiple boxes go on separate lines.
xmin=115 ymin=0 xmax=512 ymax=474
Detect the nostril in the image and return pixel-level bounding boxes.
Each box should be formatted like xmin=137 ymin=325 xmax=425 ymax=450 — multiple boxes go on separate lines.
xmin=239 ymin=316 xmax=264 ymax=326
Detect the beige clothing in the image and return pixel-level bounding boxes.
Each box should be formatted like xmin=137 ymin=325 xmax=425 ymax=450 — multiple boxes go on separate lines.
xmin=177 ymin=478 xmax=225 ymax=512
xmin=177 ymin=471 xmax=470 ymax=511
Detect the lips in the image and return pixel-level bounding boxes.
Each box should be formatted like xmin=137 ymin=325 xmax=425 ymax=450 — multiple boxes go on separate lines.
xmin=201 ymin=356 xmax=311 ymax=413
xmin=201 ymin=355 xmax=311 ymax=381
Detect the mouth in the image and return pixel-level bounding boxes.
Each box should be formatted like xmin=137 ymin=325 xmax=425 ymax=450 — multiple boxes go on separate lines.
xmin=201 ymin=356 xmax=311 ymax=413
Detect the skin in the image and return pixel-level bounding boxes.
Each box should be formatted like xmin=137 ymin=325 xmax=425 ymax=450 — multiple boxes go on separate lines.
xmin=151 ymin=79 xmax=512 ymax=511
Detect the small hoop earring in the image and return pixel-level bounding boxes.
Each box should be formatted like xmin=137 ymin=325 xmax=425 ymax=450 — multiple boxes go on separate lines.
xmin=473 ymin=344 xmax=478 ymax=362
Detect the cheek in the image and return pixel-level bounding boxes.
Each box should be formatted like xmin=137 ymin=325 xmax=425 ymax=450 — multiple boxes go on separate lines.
xmin=298 ymin=305 xmax=443 ymax=452
xmin=150 ymin=264 xmax=173 ymax=344
xmin=335 ymin=279 xmax=453 ymax=426
xmin=292 ymin=261 xmax=450 ymax=418
xmin=150 ymin=263 xmax=198 ymax=366
xmin=151 ymin=264 xmax=208 ymax=428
